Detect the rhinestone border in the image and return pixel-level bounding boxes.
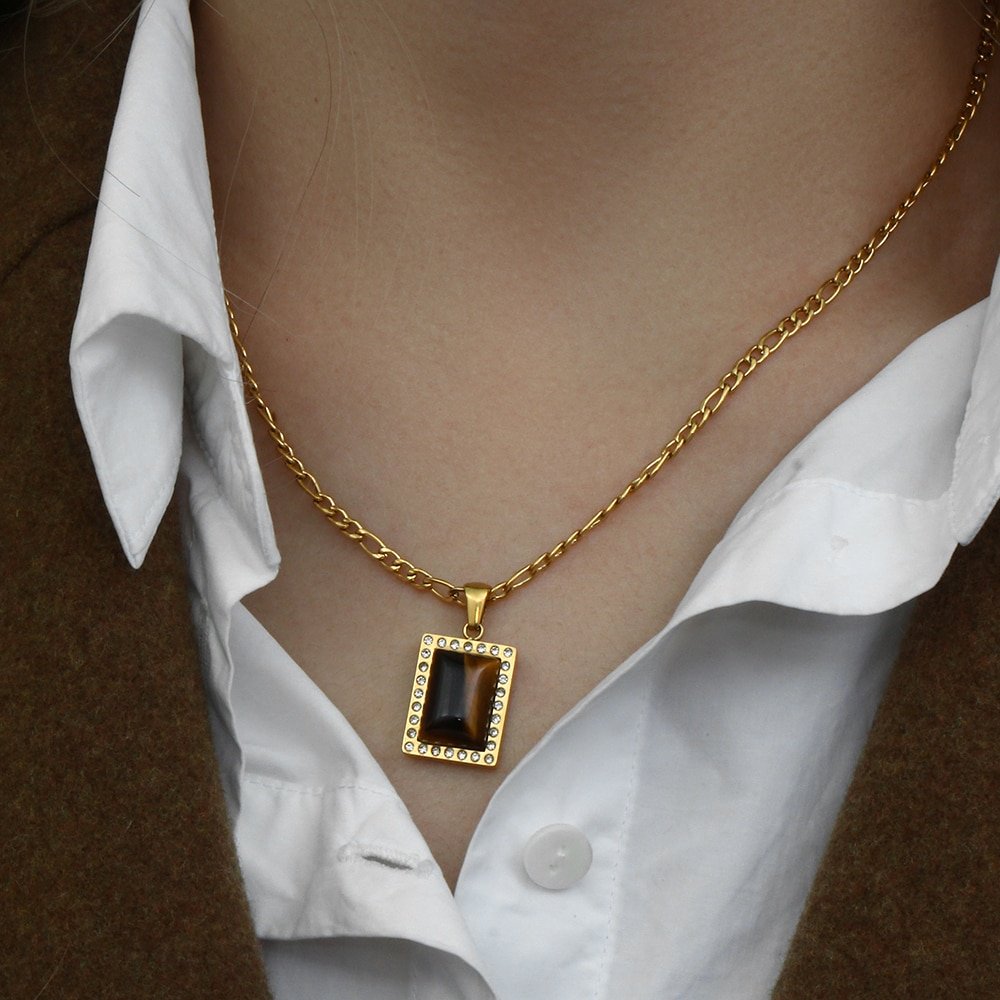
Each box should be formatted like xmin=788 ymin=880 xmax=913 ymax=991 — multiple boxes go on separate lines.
xmin=401 ymin=632 xmax=517 ymax=768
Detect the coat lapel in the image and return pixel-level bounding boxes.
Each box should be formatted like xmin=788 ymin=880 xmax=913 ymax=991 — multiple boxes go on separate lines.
xmin=0 ymin=4 xmax=271 ymax=997
xmin=773 ymin=507 xmax=1000 ymax=997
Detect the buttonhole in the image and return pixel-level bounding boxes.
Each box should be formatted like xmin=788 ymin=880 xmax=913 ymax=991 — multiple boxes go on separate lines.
xmin=337 ymin=842 xmax=433 ymax=875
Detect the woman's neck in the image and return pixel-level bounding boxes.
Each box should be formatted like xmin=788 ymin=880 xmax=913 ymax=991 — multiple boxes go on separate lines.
xmin=194 ymin=0 xmax=990 ymax=348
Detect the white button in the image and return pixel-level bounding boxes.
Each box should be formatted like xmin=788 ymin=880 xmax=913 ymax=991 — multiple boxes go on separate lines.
xmin=522 ymin=823 xmax=592 ymax=890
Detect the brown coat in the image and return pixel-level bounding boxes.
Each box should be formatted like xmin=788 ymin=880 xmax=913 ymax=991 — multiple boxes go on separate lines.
xmin=2 ymin=3 xmax=998 ymax=997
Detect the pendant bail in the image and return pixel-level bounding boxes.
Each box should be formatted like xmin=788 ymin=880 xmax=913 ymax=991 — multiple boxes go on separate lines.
xmin=463 ymin=582 xmax=490 ymax=640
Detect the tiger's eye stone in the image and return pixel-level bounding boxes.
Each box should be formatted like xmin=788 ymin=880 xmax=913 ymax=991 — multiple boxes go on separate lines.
xmin=419 ymin=649 xmax=502 ymax=750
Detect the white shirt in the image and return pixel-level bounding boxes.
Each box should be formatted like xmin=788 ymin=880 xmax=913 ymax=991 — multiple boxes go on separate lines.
xmin=70 ymin=2 xmax=1000 ymax=998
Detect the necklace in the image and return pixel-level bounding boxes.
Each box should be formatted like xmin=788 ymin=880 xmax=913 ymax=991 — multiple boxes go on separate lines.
xmin=229 ymin=7 xmax=995 ymax=767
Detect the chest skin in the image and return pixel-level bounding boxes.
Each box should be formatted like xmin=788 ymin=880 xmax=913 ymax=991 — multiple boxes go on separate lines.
xmin=240 ymin=255 xmax=997 ymax=890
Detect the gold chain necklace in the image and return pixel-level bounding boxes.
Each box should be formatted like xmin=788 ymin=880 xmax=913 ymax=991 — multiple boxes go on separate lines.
xmin=230 ymin=8 xmax=995 ymax=767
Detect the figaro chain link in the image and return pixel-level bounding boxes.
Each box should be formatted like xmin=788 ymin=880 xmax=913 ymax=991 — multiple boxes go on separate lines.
xmin=229 ymin=5 xmax=996 ymax=609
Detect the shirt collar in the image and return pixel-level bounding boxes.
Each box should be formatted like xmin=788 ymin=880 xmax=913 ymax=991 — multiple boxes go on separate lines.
xmin=675 ymin=297 xmax=995 ymax=625
xmin=951 ymin=261 xmax=1000 ymax=543
xmin=70 ymin=0 xmax=275 ymax=571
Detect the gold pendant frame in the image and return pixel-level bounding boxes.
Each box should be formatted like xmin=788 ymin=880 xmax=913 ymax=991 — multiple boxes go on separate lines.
xmin=401 ymin=632 xmax=517 ymax=767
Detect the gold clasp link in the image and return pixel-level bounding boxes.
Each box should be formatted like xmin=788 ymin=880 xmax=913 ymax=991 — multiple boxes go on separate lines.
xmin=463 ymin=583 xmax=490 ymax=640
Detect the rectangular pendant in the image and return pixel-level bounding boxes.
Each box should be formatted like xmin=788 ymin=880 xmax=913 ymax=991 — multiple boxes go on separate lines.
xmin=401 ymin=633 xmax=517 ymax=767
